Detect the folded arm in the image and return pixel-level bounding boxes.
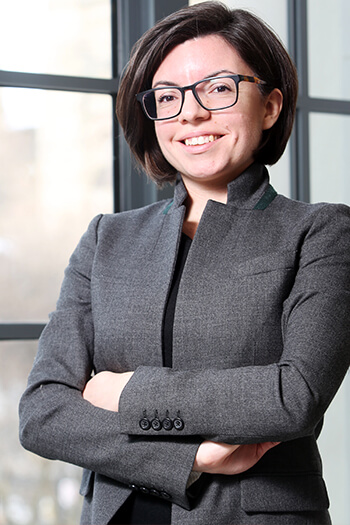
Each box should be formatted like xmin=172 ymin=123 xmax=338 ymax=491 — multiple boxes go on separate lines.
xmin=117 ymin=204 xmax=350 ymax=443
xmin=18 ymin=216 xmax=198 ymax=509
xmin=83 ymin=370 xmax=280 ymax=475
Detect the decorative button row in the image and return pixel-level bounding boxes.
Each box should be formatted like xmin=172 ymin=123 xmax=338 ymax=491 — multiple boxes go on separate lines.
xmin=139 ymin=411 xmax=184 ymax=432
xmin=128 ymin=484 xmax=171 ymax=500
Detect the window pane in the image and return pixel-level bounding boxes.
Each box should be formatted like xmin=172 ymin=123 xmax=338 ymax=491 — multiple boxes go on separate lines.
xmin=318 ymin=376 xmax=350 ymax=525
xmin=0 ymin=88 xmax=113 ymax=322
xmin=308 ymin=0 xmax=350 ymax=100
xmin=0 ymin=0 xmax=111 ymax=78
xmin=309 ymin=113 xmax=350 ymax=204
xmin=0 ymin=340 xmax=83 ymax=524
xmin=268 ymin=143 xmax=291 ymax=198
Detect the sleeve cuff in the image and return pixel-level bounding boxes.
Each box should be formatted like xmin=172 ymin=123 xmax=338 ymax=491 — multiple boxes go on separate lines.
xmin=186 ymin=471 xmax=202 ymax=489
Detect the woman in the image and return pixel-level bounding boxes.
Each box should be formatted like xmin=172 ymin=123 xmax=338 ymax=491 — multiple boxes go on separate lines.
xmin=19 ymin=2 xmax=350 ymax=524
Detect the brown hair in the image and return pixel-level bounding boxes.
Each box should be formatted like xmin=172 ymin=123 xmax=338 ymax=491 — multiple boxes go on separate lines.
xmin=116 ymin=1 xmax=298 ymax=186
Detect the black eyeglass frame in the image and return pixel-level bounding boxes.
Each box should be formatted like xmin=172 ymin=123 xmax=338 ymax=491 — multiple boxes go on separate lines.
xmin=136 ymin=74 xmax=267 ymax=121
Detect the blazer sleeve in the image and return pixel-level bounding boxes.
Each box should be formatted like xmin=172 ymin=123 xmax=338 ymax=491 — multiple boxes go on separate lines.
xmin=118 ymin=203 xmax=350 ymax=444
xmin=19 ymin=214 xmax=199 ymax=510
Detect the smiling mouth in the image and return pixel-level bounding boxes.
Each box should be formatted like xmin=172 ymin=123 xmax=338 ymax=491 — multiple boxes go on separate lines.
xmin=183 ymin=135 xmax=220 ymax=146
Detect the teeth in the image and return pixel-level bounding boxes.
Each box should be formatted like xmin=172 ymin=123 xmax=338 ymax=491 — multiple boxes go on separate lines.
xmin=184 ymin=135 xmax=218 ymax=146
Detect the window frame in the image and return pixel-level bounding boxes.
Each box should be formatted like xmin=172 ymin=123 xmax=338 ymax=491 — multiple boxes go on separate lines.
xmin=0 ymin=0 xmax=185 ymax=341
xmin=288 ymin=0 xmax=350 ymax=202
xmin=3 ymin=0 xmax=350 ymax=341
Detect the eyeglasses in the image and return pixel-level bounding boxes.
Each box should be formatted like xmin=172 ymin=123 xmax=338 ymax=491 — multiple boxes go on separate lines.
xmin=136 ymin=74 xmax=266 ymax=121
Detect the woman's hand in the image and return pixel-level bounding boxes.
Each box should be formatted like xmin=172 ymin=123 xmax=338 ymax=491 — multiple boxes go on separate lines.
xmin=83 ymin=373 xmax=278 ymax=475
xmin=193 ymin=440 xmax=280 ymax=475
xmin=83 ymin=371 xmax=134 ymax=411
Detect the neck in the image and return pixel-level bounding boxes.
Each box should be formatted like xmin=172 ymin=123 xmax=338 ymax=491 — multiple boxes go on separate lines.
xmin=181 ymin=179 xmax=228 ymax=239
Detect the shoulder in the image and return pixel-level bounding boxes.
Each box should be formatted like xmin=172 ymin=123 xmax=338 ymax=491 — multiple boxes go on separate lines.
xmin=272 ymin=193 xmax=350 ymax=233
xmin=84 ymin=198 xmax=173 ymax=242
xmin=270 ymin=195 xmax=350 ymax=264
xmin=104 ymin=198 xmax=171 ymax=227
xmin=68 ymin=199 xmax=174 ymax=274
xmin=274 ymin=192 xmax=350 ymax=218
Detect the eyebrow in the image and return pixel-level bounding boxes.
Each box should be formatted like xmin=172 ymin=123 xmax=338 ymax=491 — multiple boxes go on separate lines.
xmin=152 ymin=69 xmax=236 ymax=88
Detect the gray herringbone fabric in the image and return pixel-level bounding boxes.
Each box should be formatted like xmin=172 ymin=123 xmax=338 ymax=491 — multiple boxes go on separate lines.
xmin=19 ymin=163 xmax=349 ymax=524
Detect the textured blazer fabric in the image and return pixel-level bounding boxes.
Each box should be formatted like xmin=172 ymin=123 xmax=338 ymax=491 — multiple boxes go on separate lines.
xmin=19 ymin=163 xmax=350 ymax=525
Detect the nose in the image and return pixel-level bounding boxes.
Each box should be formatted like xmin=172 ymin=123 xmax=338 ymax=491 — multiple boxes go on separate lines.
xmin=178 ymin=89 xmax=211 ymax=123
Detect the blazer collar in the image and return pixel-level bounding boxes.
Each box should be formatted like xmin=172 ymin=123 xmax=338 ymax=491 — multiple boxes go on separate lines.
xmin=171 ymin=163 xmax=271 ymax=212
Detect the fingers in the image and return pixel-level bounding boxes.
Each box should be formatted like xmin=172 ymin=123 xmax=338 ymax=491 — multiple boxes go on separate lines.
xmin=193 ymin=440 xmax=281 ymax=475
xmin=257 ymin=441 xmax=280 ymax=457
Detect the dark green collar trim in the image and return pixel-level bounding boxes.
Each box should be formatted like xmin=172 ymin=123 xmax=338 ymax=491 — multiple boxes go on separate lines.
xmin=254 ymin=184 xmax=277 ymax=210
xmin=164 ymin=183 xmax=277 ymax=214
xmin=163 ymin=199 xmax=174 ymax=215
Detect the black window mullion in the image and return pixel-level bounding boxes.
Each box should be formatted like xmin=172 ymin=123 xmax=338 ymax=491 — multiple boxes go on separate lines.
xmin=0 ymin=324 xmax=45 ymax=341
xmin=288 ymin=0 xmax=310 ymax=203
xmin=288 ymin=0 xmax=350 ymax=204
xmin=111 ymin=0 xmax=120 ymax=213
xmin=0 ymin=69 xmax=118 ymax=95
xmin=115 ymin=0 xmax=186 ymax=213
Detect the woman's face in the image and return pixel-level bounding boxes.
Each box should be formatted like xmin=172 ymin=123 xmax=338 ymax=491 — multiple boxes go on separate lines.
xmin=153 ymin=35 xmax=281 ymax=190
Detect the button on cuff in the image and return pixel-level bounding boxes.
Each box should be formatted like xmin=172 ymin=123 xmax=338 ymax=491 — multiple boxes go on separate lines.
xmin=173 ymin=417 xmax=185 ymax=431
xmin=128 ymin=484 xmax=171 ymax=501
xmin=162 ymin=417 xmax=173 ymax=431
xmin=151 ymin=418 xmax=162 ymax=431
xmin=139 ymin=417 xmax=151 ymax=431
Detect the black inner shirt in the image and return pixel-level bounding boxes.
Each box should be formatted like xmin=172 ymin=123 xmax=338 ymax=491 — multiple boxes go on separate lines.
xmin=162 ymin=233 xmax=192 ymax=368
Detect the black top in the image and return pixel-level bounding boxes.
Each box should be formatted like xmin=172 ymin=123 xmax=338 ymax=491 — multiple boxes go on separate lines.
xmin=109 ymin=234 xmax=192 ymax=525
xmin=162 ymin=233 xmax=192 ymax=368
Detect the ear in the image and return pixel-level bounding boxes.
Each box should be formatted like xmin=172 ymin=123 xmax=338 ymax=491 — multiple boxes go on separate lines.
xmin=262 ymin=88 xmax=283 ymax=131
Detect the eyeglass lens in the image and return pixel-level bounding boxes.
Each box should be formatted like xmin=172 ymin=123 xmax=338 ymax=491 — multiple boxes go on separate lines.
xmin=143 ymin=76 xmax=238 ymax=120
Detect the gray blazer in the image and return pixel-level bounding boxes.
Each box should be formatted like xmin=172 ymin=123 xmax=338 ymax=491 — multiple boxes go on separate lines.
xmin=19 ymin=163 xmax=350 ymax=524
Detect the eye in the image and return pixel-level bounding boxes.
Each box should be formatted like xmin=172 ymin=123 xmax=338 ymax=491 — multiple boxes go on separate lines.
xmin=210 ymin=82 xmax=233 ymax=94
xmin=215 ymin=84 xmax=230 ymax=93
xmin=200 ymin=77 xmax=236 ymax=98
xmin=158 ymin=94 xmax=175 ymax=104
xmin=156 ymin=89 xmax=180 ymax=105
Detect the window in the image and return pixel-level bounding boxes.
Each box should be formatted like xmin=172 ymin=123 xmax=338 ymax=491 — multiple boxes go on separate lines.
xmin=2 ymin=1 xmax=349 ymax=523
xmin=289 ymin=0 xmax=350 ymax=208
xmin=0 ymin=0 xmax=115 ymax=519
xmin=0 ymin=89 xmax=114 ymax=324
xmin=0 ymin=1 xmax=185 ymax=523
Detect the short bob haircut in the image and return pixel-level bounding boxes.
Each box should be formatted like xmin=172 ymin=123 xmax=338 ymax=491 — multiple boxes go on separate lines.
xmin=116 ymin=1 xmax=298 ymax=187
